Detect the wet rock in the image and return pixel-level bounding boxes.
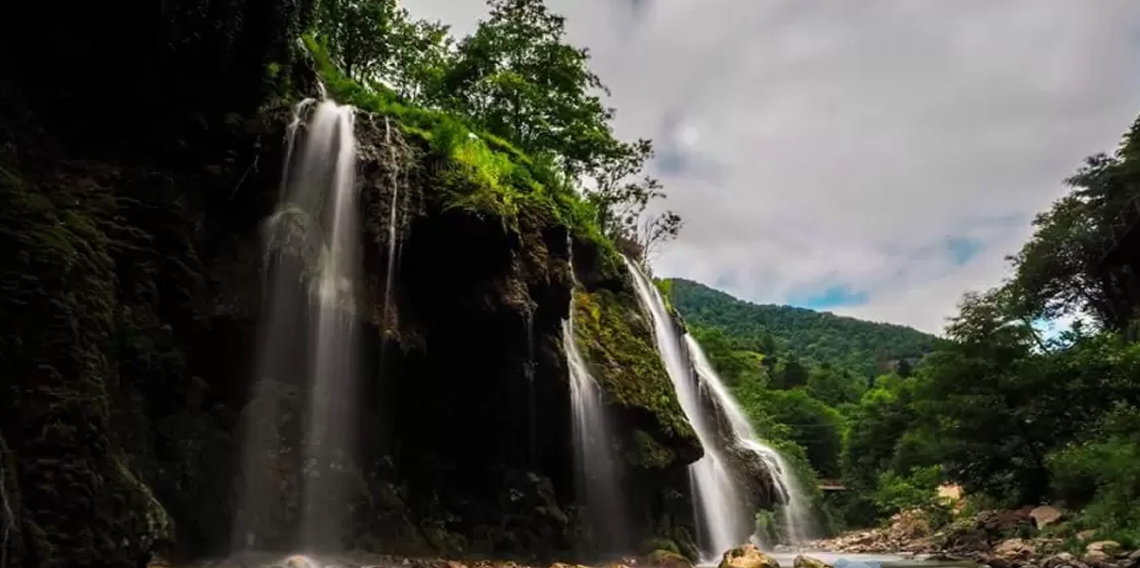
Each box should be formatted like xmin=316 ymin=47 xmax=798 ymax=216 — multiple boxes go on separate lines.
xmin=648 ymin=549 xmax=694 ymax=568
xmin=792 ymin=555 xmax=830 ymax=568
xmin=718 ymin=544 xmax=780 ymax=568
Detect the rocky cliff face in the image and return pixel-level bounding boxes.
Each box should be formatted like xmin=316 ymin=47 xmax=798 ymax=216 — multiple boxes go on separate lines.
xmin=0 ymin=4 xmax=706 ymax=566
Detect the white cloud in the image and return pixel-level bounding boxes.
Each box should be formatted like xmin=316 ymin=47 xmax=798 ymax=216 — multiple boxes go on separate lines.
xmin=401 ymin=0 xmax=1140 ymax=334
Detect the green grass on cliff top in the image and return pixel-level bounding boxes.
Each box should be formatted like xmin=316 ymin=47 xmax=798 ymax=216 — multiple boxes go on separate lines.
xmin=303 ymin=36 xmax=616 ymax=262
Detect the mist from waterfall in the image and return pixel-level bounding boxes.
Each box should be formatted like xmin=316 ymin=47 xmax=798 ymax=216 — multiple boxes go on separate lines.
xmin=564 ymin=310 xmax=631 ymax=557
xmin=624 ymin=258 xmax=752 ymax=560
xmin=685 ymin=336 xmax=814 ymax=546
xmin=232 ymin=98 xmax=362 ymax=555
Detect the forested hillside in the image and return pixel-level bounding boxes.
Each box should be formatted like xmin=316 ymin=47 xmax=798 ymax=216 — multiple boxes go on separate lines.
xmin=667 ymin=278 xmax=937 ymax=378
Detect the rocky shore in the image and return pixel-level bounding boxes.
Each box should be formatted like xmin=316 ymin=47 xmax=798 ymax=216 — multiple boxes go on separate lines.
xmin=808 ymin=507 xmax=1140 ymax=568
xmin=168 ymin=542 xmax=812 ymax=568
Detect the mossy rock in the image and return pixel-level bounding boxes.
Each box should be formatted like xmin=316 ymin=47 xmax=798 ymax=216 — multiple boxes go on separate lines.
xmin=648 ymin=548 xmax=694 ymax=568
xmin=793 ymin=555 xmax=830 ymax=568
xmin=640 ymin=536 xmax=682 ymax=556
xmin=571 ymin=288 xmax=700 ymax=468
xmin=627 ymin=429 xmax=677 ymax=469
xmin=720 ymin=544 xmax=780 ymax=568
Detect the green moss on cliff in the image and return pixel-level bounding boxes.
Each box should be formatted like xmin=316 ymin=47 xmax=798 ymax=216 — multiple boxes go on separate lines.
xmin=627 ymin=429 xmax=677 ymax=470
xmin=572 ymin=288 xmax=699 ymax=467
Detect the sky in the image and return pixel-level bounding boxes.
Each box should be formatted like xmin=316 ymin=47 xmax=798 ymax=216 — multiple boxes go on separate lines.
xmin=401 ymin=0 xmax=1140 ymax=335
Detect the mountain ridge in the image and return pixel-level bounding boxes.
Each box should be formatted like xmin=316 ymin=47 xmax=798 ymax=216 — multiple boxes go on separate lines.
xmin=665 ymin=277 xmax=939 ymax=378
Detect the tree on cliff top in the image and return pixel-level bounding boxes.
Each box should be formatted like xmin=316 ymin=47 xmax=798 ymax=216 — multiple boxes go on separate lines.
xmin=314 ymin=0 xmax=683 ymax=256
xmin=314 ymin=0 xmax=453 ymax=101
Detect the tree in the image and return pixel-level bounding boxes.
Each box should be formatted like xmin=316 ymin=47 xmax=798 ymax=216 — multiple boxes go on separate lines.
xmin=842 ymin=374 xmax=918 ymax=491
xmin=807 ymin=365 xmax=864 ymax=408
xmin=315 ymin=0 xmax=406 ymax=82
xmin=1007 ymin=118 xmax=1140 ymax=331
xmin=436 ymin=0 xmax=681 ymax=252
xmin=439 ymin=0 xmax=615 ymax=174
xmin=762 ymin=389 xmax=844 ymax=478
xmin=771 ymin=355 xmax=809 ymax=390
xmin=315 ymin=0 xmax=454 ymax=99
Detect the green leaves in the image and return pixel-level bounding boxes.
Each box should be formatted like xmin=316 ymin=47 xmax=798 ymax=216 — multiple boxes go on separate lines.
xmin=313 ymin=0 xmax=682 ymax=256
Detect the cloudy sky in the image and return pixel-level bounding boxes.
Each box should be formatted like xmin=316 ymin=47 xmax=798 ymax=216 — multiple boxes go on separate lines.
xmin=403 ymin=0 xmax=1140 ymax=334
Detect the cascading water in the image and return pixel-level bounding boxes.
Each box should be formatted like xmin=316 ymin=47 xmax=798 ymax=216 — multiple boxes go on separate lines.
xmin=685 ymin=336 xmax=813 ymax=546
xmin=232 ymin=98 xmax=362 ymax=557
xmin=624 ymin=258 xmax=812 ymax=558
xmin=299 ymin=101 xmax=360 ymax=552
xmin=564 ymin=310 xmax=631 ymax=557
xmin=623 ymin=258 xmax=752 ymax=559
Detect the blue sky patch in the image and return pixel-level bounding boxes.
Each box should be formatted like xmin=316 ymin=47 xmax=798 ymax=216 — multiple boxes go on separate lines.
xmin=787 ymin=285 xmax=870 ymax=310
xmin=944 ymin=236 xmax=983 ymax=266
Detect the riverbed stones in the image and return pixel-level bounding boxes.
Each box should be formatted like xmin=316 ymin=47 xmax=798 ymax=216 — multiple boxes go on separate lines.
xmin=719 ymin=544 xmax=780 ymax=568
xmin=793 ymin=555 xmax=830 ymax=568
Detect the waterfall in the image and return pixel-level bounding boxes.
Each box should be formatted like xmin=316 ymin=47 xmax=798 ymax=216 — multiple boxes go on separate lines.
xmin=300 ymin=101 xmax=360 ymax=551
xmin=624 ymin=258 xmax=752 ymax=560
xmin=685 ymin=336 xmax=813 ymax=546
xmin=233 ymin=99 xmax=362 ymax=556
xmin=624 ymin=258 xmax=812 ymax=558
xmin=564 ymin=310 xmax=631 ymax=557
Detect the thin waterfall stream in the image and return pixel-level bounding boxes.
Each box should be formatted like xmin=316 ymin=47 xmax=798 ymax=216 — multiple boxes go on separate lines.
xmin=382 ymin=117 xmax=400 ymax=330
xmin=564 ymin=306 xmax=631 ymax=557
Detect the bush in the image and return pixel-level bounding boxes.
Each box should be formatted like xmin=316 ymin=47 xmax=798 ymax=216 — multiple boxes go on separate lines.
xmin=1048 ymin=402 xmax=1140 ymax=547
xmin=873 ymin=465 xmax=952 ymax=527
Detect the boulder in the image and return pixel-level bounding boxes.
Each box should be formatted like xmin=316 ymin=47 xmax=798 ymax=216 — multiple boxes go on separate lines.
xmin=1085 ymin=541 xmax=1123 ymax=564
xmin=719 ymin=544 xmax=780 ymax=568
xmin=1088 ymin=541 xmax=1123 ymax=555
xmin=992 ymin=538 xmax=1037 ymax=562
xmin=648 ymin=549 xmax=694 ymax=568
xmin=793 ymin=555 xmax=830 ymax=568
xmin=1029 ymin=506 xmax=1063 ymax=530
xmin=1077 ymin=530 xmax=1098 ymax=543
